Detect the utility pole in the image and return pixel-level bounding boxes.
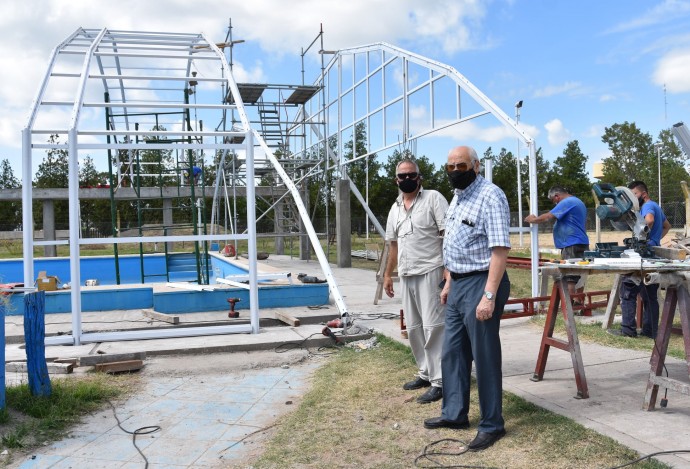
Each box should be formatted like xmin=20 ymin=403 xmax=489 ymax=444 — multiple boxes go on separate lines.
xmin=515 ymin=100 xmax=524 ymax=247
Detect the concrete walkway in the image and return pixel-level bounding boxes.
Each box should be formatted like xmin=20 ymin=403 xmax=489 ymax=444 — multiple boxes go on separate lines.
xmin=4 ymin=254 xmax=690 ymax=468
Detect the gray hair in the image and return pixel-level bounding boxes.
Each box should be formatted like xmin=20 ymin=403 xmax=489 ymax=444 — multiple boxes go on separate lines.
xmin=468 ymin=147 xmax=479 ymax=165
xmin=547 ymin=185 xmax=570 ymax=199
xmin=395 ymin=158 xmax=420 ymax=173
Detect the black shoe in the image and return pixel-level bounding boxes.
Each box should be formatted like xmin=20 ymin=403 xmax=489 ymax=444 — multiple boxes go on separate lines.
xmin=606 ymin=329 xmax=636 ymax=338
xmin=468 ymin=429 xmax=506 ymax=451
xmin=423 ymin=416 xmax=469 ymax=430
xmin=640 ymin=331 xmax=655 ymax=339
xmin=403 ymin=377 xmax=431 ymax=390
xmin=417 ymin=386 xmax=442 ymax=404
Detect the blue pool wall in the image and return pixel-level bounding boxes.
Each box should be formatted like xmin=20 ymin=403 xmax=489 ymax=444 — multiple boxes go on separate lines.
xmin=0 ymin=254 xmax=329 ymax=315
xmin=0 ymin=254 xmax=249 ymax=286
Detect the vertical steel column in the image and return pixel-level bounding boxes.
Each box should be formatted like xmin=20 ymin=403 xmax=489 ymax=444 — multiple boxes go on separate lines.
xmin=244 ymin=132 xmax=260 ymax=334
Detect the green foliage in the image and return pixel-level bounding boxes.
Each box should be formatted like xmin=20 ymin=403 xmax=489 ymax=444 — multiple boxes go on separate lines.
xmin=601 ymin=121 xmax=654 ymax=185
xmin=0 ymin=159 xmax=21 ymax=230
xmin=600 ymin=122 xmax=690 ymax=203
xmin=489 ymin=147 xmax=519 ymax=210
xmin=551 ymin=140 xmax=592 ymax=205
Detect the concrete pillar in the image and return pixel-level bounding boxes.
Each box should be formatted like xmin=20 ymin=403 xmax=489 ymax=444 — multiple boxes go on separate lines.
xmin=274 ymin=202 xmax=284 ymax=255
xmin=42 ymin=200 xmax=57 ymax=258
xmin=335 ymin=179 xmax=351 ymax=267
xmin=163 ymin=198 xmax=173 ymax=252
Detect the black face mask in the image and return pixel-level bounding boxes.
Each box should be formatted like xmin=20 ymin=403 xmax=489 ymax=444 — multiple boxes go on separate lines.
xmin=448 ymin=169 xmax=476 ymax=190
xmin=637 ymin=197 xmax=645 ymax=207
xmin=398 ymin=178 xmax=419 ymax=193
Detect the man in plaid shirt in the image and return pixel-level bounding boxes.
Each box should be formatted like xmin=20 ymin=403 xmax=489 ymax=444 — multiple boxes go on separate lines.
xmin=423 ymin=146 xmax=511 ymax=452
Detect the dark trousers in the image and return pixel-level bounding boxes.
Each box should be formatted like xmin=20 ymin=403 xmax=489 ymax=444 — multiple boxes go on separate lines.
xmin=441 ymin=271 xmax=510 ymax=433
xmin=620 ymin=278 xmax=660 ymax=338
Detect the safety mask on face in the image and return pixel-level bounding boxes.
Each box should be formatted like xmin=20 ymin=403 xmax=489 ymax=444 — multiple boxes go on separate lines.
xmin=637 ymin=196 xmax=645 ymax=207
xmin=448 ymin=169 xmax=477 ymax=190
xmin=398 ymin=178 xmax=419 ymax=193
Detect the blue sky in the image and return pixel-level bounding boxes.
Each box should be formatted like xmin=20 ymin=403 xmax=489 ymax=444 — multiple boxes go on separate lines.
xmin=2 ymin=0 xmax=690 ymax=179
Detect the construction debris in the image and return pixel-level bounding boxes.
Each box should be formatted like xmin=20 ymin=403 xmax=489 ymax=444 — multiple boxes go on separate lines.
xmin=94 ymin=360 xmax=144 ymax=374
xmin=79 ymin=351 xmax=146 ymax=367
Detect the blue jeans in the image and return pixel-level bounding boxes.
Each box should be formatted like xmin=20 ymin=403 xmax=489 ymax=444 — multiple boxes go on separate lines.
xmin=440 ymin=271 xmax=510 ymax=433
xmin=620 ymin=278 xmax=660 ymax=338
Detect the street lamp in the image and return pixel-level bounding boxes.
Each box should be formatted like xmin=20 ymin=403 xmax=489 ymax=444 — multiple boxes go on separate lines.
xmin=515 ymin=100 xmax=524 ymax=247
xmin=654 ymin=142 xmax=662 ymax=207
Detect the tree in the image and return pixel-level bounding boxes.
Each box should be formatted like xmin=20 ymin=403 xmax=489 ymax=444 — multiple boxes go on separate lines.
xmin=490 ymin=147 xmax=518 ymax=211
xmin=600 ymin=122 xmax=690 ymax=203
xmin=34 ymin=134 xmax=70 ymax=229
xmin=655 ymin=128 xmax=689 ymax=203
xmin=550 ymin=140 xmax=592 ymax=205
xmin=342 ymin=122 xmax=384 ymax=227
xmin=0 ymin=159 xmax=20 ymax=230
xmin=600 ymin=121 xmax=654 ymax=185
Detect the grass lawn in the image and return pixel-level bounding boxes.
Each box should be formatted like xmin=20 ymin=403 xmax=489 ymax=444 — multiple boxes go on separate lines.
xmin=250 ymin=336 xmax=668 ymax=469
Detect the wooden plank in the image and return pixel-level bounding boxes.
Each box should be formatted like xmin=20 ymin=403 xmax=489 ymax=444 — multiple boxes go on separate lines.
xmin=95 ymin=360 xmax=144 ymax=374
xmin=142 ymin=309 xmax=180 ymax=325
xmin=6 ymin=362 xmax=73 ymax=374
xmin=274 ymin=311 xmax=300 ymax=327
xmin=79 ymin=351 xmax=146 ymax=366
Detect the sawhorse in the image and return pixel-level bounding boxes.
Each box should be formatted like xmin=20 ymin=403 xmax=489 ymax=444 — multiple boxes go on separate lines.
xmin=644 ymin=283 xmax=690 ymax=410
xmin=530 ymin=277 xmax=589 ymax=399
xmin=373 ymin=241 xmax=397 ymax=305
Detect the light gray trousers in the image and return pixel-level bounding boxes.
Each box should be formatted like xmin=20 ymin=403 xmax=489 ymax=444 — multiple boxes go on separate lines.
xmin=401 ymin=265 xmax=446 ymax=387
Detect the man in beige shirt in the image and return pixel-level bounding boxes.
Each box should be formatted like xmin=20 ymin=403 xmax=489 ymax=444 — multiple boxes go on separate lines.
xmin=384 ymin=158 xmax=449 ymax=403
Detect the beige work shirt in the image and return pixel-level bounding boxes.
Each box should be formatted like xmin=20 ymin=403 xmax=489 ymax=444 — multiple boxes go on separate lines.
xmin=385 ymin=188 xmax=448 ymax=277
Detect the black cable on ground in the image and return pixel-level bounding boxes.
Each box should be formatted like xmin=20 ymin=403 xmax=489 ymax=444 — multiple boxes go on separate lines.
xmin=108 ymin=400 xmax=160 ymax=469
xmin=413 ymin=438 xmax=497 ymax=468
xmin=273 ymin=332 xmax=342 ymax=354
xmin=349 ymin=312 xmax=399 ymax=321
xmin=607 ymin=449 xmax=690 ymax=468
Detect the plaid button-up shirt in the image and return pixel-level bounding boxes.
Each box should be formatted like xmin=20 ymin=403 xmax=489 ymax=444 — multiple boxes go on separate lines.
xmin=443 ymin=175 xmax=511 ymax=274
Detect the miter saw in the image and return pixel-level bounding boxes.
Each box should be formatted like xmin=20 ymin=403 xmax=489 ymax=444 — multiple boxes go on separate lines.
xmin=592 ymin=183 xmax=653 ymax=257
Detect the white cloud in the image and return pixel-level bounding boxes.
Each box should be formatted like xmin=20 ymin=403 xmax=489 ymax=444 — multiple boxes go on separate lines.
xmin=583 ymin=125 xmax=604 ymax=138
xmin=653 ymin=47 xmax=690 ymax=93
xmin=532 ymin=82 xmax=582 ymax=98
xmin=544 ymin=119 xmax=572 ymax=146
xmin=599 ymin=94 xmax=616 ymax=102
xmin=433 ymin=120 xmax=540 ymax=143
xmin=0 ymin=0 xmax=492 ymax=166
xmin=604 ymin=0 xmax=690 ymax=34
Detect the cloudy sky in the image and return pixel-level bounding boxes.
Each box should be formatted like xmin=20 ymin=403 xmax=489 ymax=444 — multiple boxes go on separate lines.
xmin=2 ymin=0 xmax=690 ymax=177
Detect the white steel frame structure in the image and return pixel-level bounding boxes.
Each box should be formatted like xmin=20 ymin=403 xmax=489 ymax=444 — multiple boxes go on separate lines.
xmin=293 ymin=43 xmax=541 ymax=295
xmin=22 ymin=28 xmax=348 ymax=346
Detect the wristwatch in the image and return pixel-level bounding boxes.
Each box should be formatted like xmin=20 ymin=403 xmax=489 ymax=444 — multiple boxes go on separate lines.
xmin=484 ymin=291 xmax=495 ymax=301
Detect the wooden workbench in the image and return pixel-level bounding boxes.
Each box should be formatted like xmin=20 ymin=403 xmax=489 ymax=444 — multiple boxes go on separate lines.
xmin=534 ymin=261 xmax=690 ymax=409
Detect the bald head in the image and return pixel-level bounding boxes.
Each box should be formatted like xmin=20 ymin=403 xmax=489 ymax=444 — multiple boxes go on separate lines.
xmin=447 ymin=146 xmax=480 ymax=173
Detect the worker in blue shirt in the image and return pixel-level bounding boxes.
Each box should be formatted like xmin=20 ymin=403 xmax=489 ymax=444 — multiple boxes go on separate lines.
xmin=524 ymin=185 xmax=589 ymax=302
xmin=609 ymin=180 xmax=671 ymax=339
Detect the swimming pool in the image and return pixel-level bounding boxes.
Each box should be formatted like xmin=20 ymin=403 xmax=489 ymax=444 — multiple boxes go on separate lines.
xmin=0 ymin=253 xmax=329 ymax=315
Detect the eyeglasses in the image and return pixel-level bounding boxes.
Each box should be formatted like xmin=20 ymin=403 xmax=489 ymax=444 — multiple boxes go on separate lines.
xmin=397 ymin=172 xmax=419 ymax=180
xmin=446 ymin=162 xmax=471 ymax=172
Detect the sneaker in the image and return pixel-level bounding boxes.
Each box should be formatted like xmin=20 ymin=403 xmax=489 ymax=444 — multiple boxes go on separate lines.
xmin=416 ymin=386 xmax=442 ymax=404
xmin=403 ymin=377 xmax=431 ymax=390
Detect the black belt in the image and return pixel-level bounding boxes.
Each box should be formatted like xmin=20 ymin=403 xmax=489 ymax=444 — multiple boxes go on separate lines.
xmin=450 ymin=270 xmax=488 ymax=280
